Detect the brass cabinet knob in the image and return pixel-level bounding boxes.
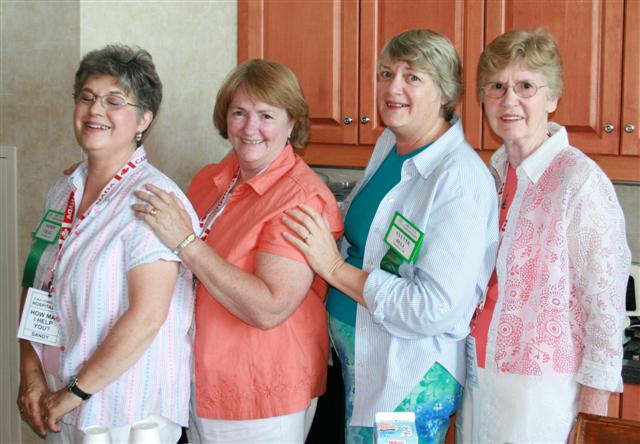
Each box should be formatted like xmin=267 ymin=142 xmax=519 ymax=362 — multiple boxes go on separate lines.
xmin=343 ymin=116 xmax=353 ymax=125
xmin=360 ymin=116 xmax=371 ymax=124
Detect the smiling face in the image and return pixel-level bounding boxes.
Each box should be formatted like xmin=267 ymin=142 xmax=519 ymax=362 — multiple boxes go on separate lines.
xmin=376 ymin=59 xmax=447 ymax=148
xmin=482 ymin=61 xmax=558 ymax=158
xmin=73 ymin=74 xmax=152 ymax=160
xmin=227 ymin=88 xmax=294 ymax=180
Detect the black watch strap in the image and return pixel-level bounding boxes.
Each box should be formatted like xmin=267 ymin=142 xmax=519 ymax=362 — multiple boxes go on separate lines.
xmin=67 ymin=376 xmax=92 ymax=401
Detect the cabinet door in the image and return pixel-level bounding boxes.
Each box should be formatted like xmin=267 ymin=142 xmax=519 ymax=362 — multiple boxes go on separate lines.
xmin=359 ymin=0 xmax=485 ymax=148
xmin=621 ymin=0 xmax=639 ymax=156
xmin=238 ymin=0 xmax=358 ymax=144
xmin=484 ymin=0 xmax=624 ymax=155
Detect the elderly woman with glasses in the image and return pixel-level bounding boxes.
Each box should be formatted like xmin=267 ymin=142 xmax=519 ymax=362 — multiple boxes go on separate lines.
xmin=281 ymin=29 xmax=498 ymax=443
xmin=17 ymin=44 xmax=197 ymax=443
xmin=457 ymin=28 xmax=630 ymax=443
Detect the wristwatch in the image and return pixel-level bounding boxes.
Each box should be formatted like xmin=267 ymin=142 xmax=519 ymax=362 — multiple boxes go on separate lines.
xmin=67 ymin=376 xmax=92 ymax=401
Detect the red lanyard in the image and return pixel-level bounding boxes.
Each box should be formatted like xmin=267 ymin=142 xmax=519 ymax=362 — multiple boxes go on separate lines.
xmin=470 ymin=163 xmax=518 ymax=333
xmin=498 ymin=164 xmax=517 ymax=233
xmin=47 ymin=150 xmax=147 ymax=292
xmin=198 ymin=169 xmax=240 ymax=241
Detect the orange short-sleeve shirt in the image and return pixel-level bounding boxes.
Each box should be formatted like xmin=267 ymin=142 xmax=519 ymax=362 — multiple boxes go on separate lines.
xmin=188 ymin=146 xmax=343 ymax=420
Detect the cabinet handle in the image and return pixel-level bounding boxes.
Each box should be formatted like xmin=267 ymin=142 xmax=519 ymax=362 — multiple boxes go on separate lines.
xmin=360 ymin=116 xmax=371 ymax=124
xmin=624 ymin=123 xmax=636 ymax=133
xmin=603 ymin=123 xmax=615 ymax=133
xmin=343 ymin=116 xmax=353 ymax=125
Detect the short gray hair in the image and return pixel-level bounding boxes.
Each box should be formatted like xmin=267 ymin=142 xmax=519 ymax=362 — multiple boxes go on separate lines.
xmin=74 ymin=44 xmax=162 ymax=142
xmin=378 ymin=29 xmax=462 ymax=121
xmin=477 ymin=28 xmax=563 ymax=101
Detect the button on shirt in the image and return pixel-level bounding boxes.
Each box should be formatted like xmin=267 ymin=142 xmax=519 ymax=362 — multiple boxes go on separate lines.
xmin=30 ymin=147 xmax=198 ymax=430
xmin=338 ymin=119 xmax=499 ymax=426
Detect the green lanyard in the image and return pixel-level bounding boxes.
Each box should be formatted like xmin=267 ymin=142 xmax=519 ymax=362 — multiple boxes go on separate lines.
xmin=22 ymin=209 xmax=64 ymax=288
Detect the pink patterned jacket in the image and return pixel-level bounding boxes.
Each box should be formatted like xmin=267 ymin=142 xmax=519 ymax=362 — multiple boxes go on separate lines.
xmin=485 ymin=122 xmax=630 ymax=392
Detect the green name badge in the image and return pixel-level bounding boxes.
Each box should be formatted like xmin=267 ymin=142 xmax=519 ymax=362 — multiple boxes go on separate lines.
xmin=33 ymin=210 xmax=64 ymax=244
xmin=22 ymin=209 xmax=64 ymax=289
xmin=380 ymin=212 xmax=424 ymax=275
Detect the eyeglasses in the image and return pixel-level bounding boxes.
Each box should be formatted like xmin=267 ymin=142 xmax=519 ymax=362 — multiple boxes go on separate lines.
xmin=73 ymin=91 xmax=139 ymax=109
xmin=482 ymin=81 xmax=548 ymax=99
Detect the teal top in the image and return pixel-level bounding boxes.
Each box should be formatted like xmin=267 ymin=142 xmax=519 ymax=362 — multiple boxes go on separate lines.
xmin=326 ymin=143 xmax=429 ymax=326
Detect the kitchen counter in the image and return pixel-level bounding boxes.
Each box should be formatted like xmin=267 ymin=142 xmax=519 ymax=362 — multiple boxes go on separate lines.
xmin=622 ymin=359 xmax=640 ymax=385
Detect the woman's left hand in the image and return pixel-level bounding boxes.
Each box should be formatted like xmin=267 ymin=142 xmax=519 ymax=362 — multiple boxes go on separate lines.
xmin=133 ymin=184 xmax=194 ymax=251
xmin=40 ymin=389 xmax=82 ymax=433
xmin=282 ymin=204 xmax=343 ymax=281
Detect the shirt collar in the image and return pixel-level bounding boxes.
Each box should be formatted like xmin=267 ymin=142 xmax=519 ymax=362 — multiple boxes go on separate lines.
xmin=404 ymin=116 xmax=466 ymax=179
xmin=490 ymin=122 xmax=567 ymax=184
xmin=216 ymin=145 xmax=297 ymax=196
xmin=67 ymin=145 xmax=149 ymax=195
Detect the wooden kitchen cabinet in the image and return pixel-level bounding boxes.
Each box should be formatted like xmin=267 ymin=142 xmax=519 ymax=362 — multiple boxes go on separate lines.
xmin=238 ymin=0 xmax=485 ymax=166
xmin=238 ymin=0 xmax=639 ymax=180
xmin=481 ymin=0 xmax=639 ymax=180
xmin=608 ymin=383 xmax=640 ymax=421
xmin=621 ymin=0 xmax=639 ymax=159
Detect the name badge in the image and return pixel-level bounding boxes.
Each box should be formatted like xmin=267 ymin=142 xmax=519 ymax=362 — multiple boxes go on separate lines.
xmin=17 ymin=288 xmax=63 ymax=346
xmin=380 ymin=212 xmax=424 ymax=275
xmin=33 ymin=209 xmax=63 ymax=243
xmin=384 ymin=212 xmax=424 ymax=262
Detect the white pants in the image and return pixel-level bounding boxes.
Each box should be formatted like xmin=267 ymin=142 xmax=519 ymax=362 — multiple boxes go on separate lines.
xmin=188 ymin=398 xmax=318 ymax=444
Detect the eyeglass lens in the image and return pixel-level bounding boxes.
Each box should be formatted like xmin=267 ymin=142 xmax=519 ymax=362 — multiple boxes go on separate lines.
xmin=484 ymin=81 xmax=539 ymax=98
xmin=74 ymin=92 xmax=129 ymax=108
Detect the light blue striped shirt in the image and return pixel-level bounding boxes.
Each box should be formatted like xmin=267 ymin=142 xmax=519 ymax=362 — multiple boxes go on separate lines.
xmin=339 ymin=118 xmax=499 ymax=426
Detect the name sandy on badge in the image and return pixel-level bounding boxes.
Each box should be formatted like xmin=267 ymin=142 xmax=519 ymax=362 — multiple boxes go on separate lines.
xmin=17 ymin=288 xmax=63 ymax=346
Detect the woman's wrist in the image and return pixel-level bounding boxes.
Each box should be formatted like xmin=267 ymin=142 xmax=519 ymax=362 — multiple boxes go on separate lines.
xmin=578 ymin=385 xmax=610 ymax=415
xmin=172 ymin=232 xmax=197 ymax=256
xmin=327 ymin=256 xmax=345 ymax=281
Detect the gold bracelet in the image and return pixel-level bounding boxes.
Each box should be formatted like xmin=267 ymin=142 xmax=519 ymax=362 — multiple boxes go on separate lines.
xmin=172 ymin=233 xmax=197 ymax=256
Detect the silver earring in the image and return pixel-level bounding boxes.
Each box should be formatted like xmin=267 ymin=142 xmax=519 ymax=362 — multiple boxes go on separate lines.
xmin=135 ymin=132 xmax=143 ymax=143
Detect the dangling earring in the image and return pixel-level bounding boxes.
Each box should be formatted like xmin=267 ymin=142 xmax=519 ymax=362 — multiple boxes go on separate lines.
xmin=135 ymin=132 xmax=143 ymax=143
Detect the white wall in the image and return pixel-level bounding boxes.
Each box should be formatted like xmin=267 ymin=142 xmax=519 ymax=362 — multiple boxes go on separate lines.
xmin=80 ymin=0 xmax=237 ymax=191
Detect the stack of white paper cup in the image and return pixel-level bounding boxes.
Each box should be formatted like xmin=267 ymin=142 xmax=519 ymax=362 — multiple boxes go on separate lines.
xmin=82 ymin=425 xmax=112 ymax=444
xmin=128 ymin=419 xmax=161 ymax=444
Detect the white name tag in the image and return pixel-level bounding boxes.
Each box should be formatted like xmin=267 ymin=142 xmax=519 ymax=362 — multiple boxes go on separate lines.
xmin=17 ymin=287 xmax=63 ymax=346
xmin=386 ymin=225 xmax=415 ymax=260
xmin=33 ymin=209 xmax=63 ymax=243
xmin=383 ymin=212 xmax=424 ymax=262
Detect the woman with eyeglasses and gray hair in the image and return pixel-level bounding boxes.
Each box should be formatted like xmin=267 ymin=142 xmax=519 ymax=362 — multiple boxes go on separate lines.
xmin=282 ymin=29 xmax=498 ymax=443
xmin=17 ymin=44 xmax=197 ymax=443
xmin=457 ymin=28 xmax=630 ymax=443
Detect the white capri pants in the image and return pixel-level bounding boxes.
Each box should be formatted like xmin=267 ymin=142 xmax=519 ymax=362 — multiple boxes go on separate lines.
xmin=188 ymin=395 xmax=318 ymax=444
